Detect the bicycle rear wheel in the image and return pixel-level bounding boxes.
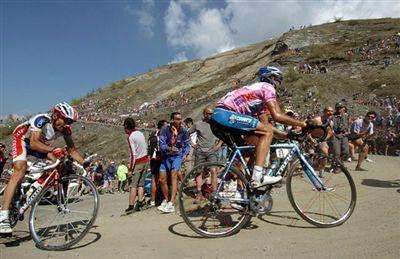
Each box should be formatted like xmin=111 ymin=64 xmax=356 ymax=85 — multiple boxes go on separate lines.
xmin=29 ymin=174 xmax=99 ymax=250
xmin=286 ymin=157 xmax=356 ymax=227
xmin=179 ymin=162 xmax=252 ymax=237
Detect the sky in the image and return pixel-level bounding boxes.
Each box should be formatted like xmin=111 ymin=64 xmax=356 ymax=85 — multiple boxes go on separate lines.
xmin=1 ymin=0 xmax=399 ymax=118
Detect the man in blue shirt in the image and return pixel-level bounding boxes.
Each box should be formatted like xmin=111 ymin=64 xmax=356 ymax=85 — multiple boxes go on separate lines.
xmin=104 ymin=160 xmax=117 ymax=193
xmin=158 ymin=112 xmax=190 ymax=213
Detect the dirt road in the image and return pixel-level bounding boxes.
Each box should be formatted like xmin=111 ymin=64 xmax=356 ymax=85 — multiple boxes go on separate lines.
xmin=1 ymin=155 xmax=399 ymax=259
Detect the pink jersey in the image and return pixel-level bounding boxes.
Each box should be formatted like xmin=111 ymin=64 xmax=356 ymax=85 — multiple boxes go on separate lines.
xmin=217 ymin=82 xmax=277 ymax=115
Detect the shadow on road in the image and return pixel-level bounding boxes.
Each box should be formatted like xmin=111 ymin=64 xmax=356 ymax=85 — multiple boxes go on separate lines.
xmin=258 ymin=211 xmax=317 ymax=229
xmin=168 ymin=221 xmax=207 ymax=239
xmin=1 ymin=230 xmax=32 ymax=247
xmin=361 ymin=179 xmax=400 ymax=189
xmin=66 ymin=231 xmax=102 ymax=250
xmin=1 ymin=230 xmax=101 ymax=250
xmin=168 ymin=220 xmax=259 ymax=238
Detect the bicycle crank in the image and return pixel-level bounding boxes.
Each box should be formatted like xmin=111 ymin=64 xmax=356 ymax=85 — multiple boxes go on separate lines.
xmin=250 ymin=191 xmax=273 ymax=215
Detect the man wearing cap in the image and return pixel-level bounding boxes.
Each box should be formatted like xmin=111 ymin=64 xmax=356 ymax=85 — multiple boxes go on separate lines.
xmin=104 ymin=160 xmax=117 ymax=193
xmin=329 ymin=102 xmax=350 ymax=162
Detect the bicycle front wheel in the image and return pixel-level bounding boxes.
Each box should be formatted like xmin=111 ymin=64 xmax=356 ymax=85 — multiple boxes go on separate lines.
xmin=286 ymin=157 xmax=356 ymax=227
xmin=29 ymin=174 xmax=99 ymax=250
xmin=179 ymin=161 xmax=252 ymax=237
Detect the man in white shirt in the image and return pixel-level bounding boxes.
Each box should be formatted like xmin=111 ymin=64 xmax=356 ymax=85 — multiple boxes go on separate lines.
xmin=124 ymin=118 xmax=149 ymax=214
xmin=348 ymin=111 xmax=376 ymax=171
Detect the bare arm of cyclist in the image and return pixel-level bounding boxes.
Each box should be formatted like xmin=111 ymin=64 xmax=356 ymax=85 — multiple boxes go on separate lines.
xmin=64 ymin=135 xmax=85 ymax=164
xmin=266 ymin=100 xmax=307 ymax=128
xmin=30 ymin=131 xmax=53 ymax=153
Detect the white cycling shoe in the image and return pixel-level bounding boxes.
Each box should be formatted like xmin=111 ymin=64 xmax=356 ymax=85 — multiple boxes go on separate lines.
xmin=0 ymin=219 xmax=12 ymax=234
xmin=251 ymin=175 xmax=282 ymax=188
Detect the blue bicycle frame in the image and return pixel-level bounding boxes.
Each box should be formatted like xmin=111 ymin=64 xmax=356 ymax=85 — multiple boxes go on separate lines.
xmin=215 ymin=141 xmax=326 ymax=203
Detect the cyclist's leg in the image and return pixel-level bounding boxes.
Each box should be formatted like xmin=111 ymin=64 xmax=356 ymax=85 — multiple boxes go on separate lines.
xmin=0 ymin=137 xmax=28 ymax=234
xmin=253 ymin=122 xmax=274 ymax=170
xmin=210 ymin=108 xmax=280 ymax=185
xmin=2 ymin=134 xmax=29 ymax=212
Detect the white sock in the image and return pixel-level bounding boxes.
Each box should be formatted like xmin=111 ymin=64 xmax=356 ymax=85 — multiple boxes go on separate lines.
xmin=252 ymin=166 xmax=263 ymax=181
xmin=0 ymin=210 xmax=9 ymax=220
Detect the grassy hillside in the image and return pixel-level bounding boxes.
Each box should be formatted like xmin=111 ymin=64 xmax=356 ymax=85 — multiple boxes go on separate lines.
xmin=2 ymin=18 xmax=399 ymax=160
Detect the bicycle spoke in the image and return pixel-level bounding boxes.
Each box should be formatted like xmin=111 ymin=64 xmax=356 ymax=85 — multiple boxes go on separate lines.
xmin=327 ymin=191 xmax=351 ymax=203
xmin=65 ymin=222 xmax=69 ymax=243
xmin=179 ymin=162 xmax=251 ymax=237
xmin=301 ymin=191 xmax=319 ymax=214
xmin=325 ymin=193 xmax=341 ymax=219
xmin=48 ymin=222 xmax=61 ymax=241
xmin=67 ymin=221 xmax=81 ymax=236
xmin=39 ymin=211 xmax=62 ymax=237
xmin=68 ymin=209 xmax=91 ymax=215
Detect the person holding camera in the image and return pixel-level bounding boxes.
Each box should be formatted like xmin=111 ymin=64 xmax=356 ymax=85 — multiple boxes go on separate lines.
xmin=157 ymin=112 xmax=190 ymax=213
xmin=329 ymin=102 xmax=350 ymax=161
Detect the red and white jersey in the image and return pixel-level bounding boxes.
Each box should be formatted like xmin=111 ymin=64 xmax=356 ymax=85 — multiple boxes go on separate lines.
xmin=12 ymin=113 xmax=72 ymax=162
xmin=13 ymin=114 xmax=71 ymax=143
xmin=127 ymin=130 xmax=149 ymax=171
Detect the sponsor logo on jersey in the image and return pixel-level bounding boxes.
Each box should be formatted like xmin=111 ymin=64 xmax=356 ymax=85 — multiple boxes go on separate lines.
xmin=34 ymin=116 xmax=50 ymax=128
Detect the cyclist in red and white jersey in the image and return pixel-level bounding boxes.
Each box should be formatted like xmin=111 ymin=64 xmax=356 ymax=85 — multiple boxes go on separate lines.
xmin=211 ymin=67 xmax=308 ymax=188
xmin=0 ymin=102 xmax=85 ymax=235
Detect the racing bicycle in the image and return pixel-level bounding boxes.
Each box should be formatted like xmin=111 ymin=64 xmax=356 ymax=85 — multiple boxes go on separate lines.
xmin=0 ymin=156 xmax=99 ymax=250
xmin=178 ymin=125 xmax=356 ymax=237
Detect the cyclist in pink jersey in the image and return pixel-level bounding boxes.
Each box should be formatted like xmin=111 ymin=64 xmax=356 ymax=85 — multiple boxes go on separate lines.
xmin=211 ymin=67 xmax=307 ymax=187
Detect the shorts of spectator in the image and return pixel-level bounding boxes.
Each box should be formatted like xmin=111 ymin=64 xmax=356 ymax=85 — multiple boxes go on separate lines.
xmin=129 ymin=163 xmax=148 ymax=188
xmin=328 ymin=135 xmax=350 ymax=160
xmin=194 ymin=150 xmax=218 ymax=165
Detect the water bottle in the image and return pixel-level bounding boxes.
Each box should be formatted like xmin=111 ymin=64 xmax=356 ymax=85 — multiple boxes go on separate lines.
xmin=267 ymin=161 xmax=280 ymax=176
xmin=26 ymin=181 xmax=42 ymax=199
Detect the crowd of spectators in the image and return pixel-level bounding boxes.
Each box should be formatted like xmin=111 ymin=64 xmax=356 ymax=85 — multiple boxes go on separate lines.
xmin=296 ymin=63 xmax=328 ymax=74
xmin=344 ymin=34 xmax=400 ymax=60
xmin=77 ymin=90 xmax=204 ymax=128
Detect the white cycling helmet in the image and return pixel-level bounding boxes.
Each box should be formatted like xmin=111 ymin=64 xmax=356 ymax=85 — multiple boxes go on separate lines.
xmin=257 ymin=66 xmax=283 ymax=84
xmin=53 ymin=102 xmax=79 ymax=122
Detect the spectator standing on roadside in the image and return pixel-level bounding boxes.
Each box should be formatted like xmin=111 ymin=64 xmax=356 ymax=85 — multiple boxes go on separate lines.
xmin=385 ymin=128 xmax=397 ymax=156
xmin=310 ymin=106 xmax=334 ymax=177
xmin=329 ymin=102 xmax=350 ymax=161
xmin=148 ymin=119 xmax=168 ymax=207
xmin=182 ymin=117 xmax=195 ymax=173
xmin=190 ymin=107 xmax=222 ymax=200
xmin=103 ymin=161 xmax=117 ymax=193
xmin=117 ymin=160 xmax=128 ymax=192
xmin=158 ymin=112 xmax=190 ymax=213
xmin=93 ymin=160 xmax=104 ymax=188
xmin=348 ymin=111 xmax=376 ymax=171
xmin=124 ymin=118 xmax=149 ymax=214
